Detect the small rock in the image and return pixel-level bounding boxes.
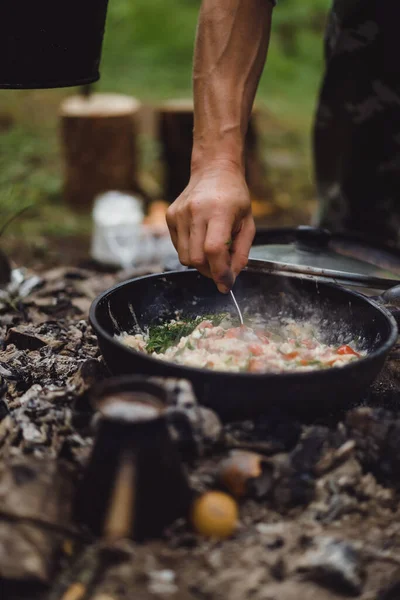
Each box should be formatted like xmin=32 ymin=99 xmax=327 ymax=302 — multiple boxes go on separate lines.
xmin=295 ymin=536 xmax=365 ymax=596
xmin=148 ymin=569 xmax=178 ymax=596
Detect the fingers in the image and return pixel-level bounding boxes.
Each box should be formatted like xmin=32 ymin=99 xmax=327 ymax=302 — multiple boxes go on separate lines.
xmin=204 ymin=218 xmax=235 ymax=293
xmin=166 ymin=206 xmax=177 ymax=248
xmin=189 ymin=220 xmax=211 ymax=278
xmin=167 ymin=173 xmax=251 ymax=291
xmin=176 ymin=217 xmax=190 ymax=266
xmin=167 ymin=204 xmax=190 ymax=267
xmin=231 ymin=215 xmax=256 ymax=278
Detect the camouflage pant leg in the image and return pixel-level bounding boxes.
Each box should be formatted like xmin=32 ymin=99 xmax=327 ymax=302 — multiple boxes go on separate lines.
xmin=313 ymin=0 xmax=400 ymax=245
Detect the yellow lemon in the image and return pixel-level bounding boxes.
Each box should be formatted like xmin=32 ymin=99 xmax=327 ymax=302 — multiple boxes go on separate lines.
xmin=191 ymin=491 xmax=238 ymax=539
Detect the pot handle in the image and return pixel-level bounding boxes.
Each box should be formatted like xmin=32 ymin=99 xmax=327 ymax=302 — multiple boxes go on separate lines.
xmin=294 ymin=226 xmax=332 ymax=251
xmin=374 ymin=284 xmax=400 ymax=323
xmin=381 ymin=285 xmax=400 ymax=306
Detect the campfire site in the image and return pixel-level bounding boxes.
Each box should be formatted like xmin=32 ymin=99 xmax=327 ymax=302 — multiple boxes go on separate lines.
xmin=1 ymin=2 xmax=400 ymax=599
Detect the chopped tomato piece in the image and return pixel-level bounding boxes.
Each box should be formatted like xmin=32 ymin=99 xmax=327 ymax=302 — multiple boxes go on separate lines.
xmin=299 ymin=359 xmax=309 ymax=366
xmin=283 ymin=351 xmax=299 ymax=360
xmin=225 ymin=331 xmax=236 ymax=338
xmin=337 ymin=345 xmax=360 ymax=357
xmin=249 ymin=344 xmax=263 ymax=356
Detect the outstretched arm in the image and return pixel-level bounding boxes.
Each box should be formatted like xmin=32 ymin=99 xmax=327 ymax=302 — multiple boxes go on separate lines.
xmin=167 ymin=0 xmax=274 ymax=292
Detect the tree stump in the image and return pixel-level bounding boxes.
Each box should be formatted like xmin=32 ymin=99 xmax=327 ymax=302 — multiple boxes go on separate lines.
xmin=157 ymin=99 xmax=273 ymax=213
xmin=60 ymin=93 xmax=142 ymax=212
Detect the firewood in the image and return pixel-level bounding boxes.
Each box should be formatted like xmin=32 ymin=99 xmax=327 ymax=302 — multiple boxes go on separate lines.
xmin=156 ymin=100 xmax=273 ymax=204
xmin=60 ymin=94 xmax=142 ymax=212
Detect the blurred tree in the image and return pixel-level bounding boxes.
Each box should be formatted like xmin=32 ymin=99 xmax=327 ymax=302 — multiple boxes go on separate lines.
xmin=273 ymin=0 xmax=329 ymax=56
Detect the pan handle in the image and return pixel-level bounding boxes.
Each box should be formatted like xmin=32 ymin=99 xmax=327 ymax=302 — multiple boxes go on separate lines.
xmin=373 ymin=284 xmax=400 ymax=323
xmin=380 ymin=285 xmax=400 ymax=306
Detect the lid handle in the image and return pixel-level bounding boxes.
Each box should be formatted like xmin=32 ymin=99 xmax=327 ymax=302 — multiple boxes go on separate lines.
xmin=295 ymin=226 xmax=332 ymax=252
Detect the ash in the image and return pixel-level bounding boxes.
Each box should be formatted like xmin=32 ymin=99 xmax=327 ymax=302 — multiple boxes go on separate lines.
xmin=1 ymin=266 xmax=400 ymax=600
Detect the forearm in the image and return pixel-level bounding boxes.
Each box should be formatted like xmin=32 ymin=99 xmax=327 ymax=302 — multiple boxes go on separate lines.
xmin=192 ymin=0 xmax=273 ymax=172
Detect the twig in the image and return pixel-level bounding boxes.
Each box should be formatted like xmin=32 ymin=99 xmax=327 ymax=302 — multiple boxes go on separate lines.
xmin=0 ymin=205 xmax=33 ymax=238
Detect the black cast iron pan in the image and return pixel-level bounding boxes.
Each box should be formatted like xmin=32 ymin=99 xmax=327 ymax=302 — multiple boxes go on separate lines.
xmin=90 ymin=269 xmax=399 ymax=422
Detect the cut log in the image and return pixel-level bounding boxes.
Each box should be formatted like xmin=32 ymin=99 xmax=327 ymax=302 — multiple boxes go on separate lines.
xmin=157 ymin=99 xmax=273 ymax=208
xmin=157 ymin=99 xmax=194 ymax=204
xmin=60 ymin=93 xmax=142 ymax=212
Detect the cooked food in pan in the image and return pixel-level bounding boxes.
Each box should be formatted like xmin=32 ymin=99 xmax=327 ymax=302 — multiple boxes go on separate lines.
xmin=116 ymin=314 xmax=363 ymax=374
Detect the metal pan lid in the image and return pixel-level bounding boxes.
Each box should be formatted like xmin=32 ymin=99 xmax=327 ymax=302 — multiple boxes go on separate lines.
xmin=249 ymin=226 xmax=400 ymax=290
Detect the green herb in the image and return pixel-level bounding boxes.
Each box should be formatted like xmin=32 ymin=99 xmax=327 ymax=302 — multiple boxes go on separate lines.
xmin=145 ymin=313 xmax=229 ymax=354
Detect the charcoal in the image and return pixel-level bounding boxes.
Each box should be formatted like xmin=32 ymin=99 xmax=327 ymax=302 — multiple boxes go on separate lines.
xmin=0 ymin=398 xmax=9 ymax=421
xmin=378 ymin=576 xmax=400 ymax=600
xmin=272 ymin=467 xmax=315 ymax=509
xmin=68 ymin=358 xmax=108 ymax=397
xmin=290 ymin=425 xmax=347 ymax=474
xmin=166 ymin=405 xmax=223 ymax=459
xmin=0 ymin=360 xmax=22 ymax=381
xmin=295 ymin=536 xmax=365 ymax=595
xmin=149 ymin=378 xmax=222 ymax=458
xmin=1 ymin=581 xmax=47 ymax=600
xmin=224 ymin=413 xmax=301 ymax=455
xmin=346 ymin=407 xmax=400 ymax=488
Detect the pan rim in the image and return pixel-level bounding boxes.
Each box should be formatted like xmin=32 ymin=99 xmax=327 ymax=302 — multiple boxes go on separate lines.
xmin=89 ymin=269 xmax=399 ymax=382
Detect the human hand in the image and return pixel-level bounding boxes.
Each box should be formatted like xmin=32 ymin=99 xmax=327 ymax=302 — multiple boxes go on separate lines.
xmin=166 ymin=161 xmax=255 ymax=293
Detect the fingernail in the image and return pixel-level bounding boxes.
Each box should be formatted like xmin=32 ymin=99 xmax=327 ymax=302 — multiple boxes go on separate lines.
xmin=217 ymin=284 xmax=230 ymax=294
xmin=220 ymin=271 xmax=234 ymax=290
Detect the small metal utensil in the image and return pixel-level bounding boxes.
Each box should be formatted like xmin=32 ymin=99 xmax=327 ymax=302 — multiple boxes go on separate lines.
xmin=230 ymin=290 xmax=244 ymax=325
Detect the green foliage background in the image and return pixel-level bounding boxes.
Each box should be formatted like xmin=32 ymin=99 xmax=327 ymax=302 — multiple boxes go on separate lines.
xmin=100 ymin=0 xmax=328 ymax=117
xmin=0 ymin=0 xmax=330 ymax=253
